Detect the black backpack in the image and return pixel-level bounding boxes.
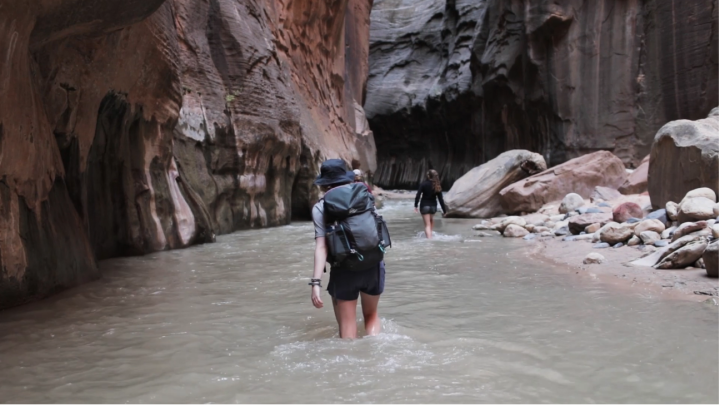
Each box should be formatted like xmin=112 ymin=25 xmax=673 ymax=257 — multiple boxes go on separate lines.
xmin=323 ymin=183 xmax=391 ymax=271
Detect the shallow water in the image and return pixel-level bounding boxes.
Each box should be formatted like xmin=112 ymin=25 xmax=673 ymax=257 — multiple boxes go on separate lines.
xmin=0 ymin=200 xmax=717 ymax=403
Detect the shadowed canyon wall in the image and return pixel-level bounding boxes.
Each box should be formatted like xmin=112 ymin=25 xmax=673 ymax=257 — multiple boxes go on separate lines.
xmin=367 ymin=0 xmax=719 ymax=189
xmin=0 ymin=0 xmax=374 ymax=309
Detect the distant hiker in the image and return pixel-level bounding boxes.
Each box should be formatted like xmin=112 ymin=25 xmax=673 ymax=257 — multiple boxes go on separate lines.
xmin=353 ymin=169 xmax=373 ymax=194
xmin=414 ymin=169 xmax=447 ymax=239
xmin=309 ymin=159 xmax=391 ymax=339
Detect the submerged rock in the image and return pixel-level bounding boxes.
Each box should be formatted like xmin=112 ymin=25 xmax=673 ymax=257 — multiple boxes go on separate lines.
xmin=584 ymin=253 xmax=606 ymax=264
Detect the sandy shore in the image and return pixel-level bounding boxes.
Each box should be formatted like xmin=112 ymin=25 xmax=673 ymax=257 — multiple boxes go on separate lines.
xmin=529 ymin=237 xmax=719 ymax=302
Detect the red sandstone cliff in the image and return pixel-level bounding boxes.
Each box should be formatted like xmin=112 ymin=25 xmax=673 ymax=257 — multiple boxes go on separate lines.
xmin=0 ymin=0 xmax=375 ymax=309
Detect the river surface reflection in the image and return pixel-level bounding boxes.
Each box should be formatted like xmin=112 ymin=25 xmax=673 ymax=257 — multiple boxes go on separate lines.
xmin=0 ymin=200 xmax=717 ymax=403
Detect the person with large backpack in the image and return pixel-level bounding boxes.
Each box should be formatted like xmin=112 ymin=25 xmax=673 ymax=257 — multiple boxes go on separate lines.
xmin=308 ymin=159 xmax=391 ymax=339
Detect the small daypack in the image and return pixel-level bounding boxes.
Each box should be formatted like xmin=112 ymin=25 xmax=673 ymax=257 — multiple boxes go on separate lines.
xmin=323 ymin=183 xmax=391 ymax=271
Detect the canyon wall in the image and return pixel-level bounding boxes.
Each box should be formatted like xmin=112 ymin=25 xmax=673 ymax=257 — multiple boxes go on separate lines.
xmin=0 ymin=0 xmax=374 ymax=309
xmin=367 ymin=0 xmax=719 ymax=189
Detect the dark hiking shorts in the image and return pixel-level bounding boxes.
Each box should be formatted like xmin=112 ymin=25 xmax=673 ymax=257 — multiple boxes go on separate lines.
xmin=328 ymin=261 xmax=385 ymax=301
xmin=419 ymin=205 xmax=437 ymax=215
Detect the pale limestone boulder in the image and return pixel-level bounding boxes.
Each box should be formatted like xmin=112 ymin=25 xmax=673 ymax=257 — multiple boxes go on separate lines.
xmin=445 ymin=150 xmax=547 ymax=218
xmin=666 ymin=201 xmax=679 ymax=221
xmin=634 ymin=219 xmax=666 ymax=236
xmin=599 ymin=222 xmax=633 ymax=244
xmin=627 ymin=235 xmax=642 ymax=246
xmin=678 ymin=197 xmax=716 ymax=222
xmin=559 ymin=193 xmax=585 ymax=214
xmin=498 ymin=216 xmax=526 ymax=232
xmin=661 ymin=226 xmax=677 ymax=239
xmin=681 ymin=187 xmax=717 ymax=203
xmin=672 ymin=221 xmax=708 ymax=242
xmin=639 ymin=231 xmax=661 ymax=245
xmin=655 ymin=240 xmax=708 ymax=269
xmin=503 ymin=224 xmax=529 ymax=238
xmin=583 ymin=253 xmax=606 ymax=264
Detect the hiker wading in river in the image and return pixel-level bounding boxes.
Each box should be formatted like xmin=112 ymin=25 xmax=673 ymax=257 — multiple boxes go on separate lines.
xmin=414 ymin=169 xmax=448 ymax=239
xmin=309 ymin=159 xmax=390 ymax=339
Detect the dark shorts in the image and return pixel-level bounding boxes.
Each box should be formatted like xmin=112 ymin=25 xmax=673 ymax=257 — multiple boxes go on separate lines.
xmin=420 ymin=205 xmax=437 ymax=215
xmin=327 ymin=261 xmax=385 ymax=301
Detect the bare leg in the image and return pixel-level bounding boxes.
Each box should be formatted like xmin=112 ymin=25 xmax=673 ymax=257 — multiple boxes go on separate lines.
xmin=429 ymin=214 xmax=435 ymax=235
xmin=422 ymin=213 xmax=433 ymax=239
xmin=332 ymin=297 xmax=358 ymax=339
xmin=360 ymin=292 xmax=381 ymax=336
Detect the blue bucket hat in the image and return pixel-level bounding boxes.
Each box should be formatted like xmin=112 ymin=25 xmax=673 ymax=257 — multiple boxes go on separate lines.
xmin=314 ymin=159 xmax=355 ymax=186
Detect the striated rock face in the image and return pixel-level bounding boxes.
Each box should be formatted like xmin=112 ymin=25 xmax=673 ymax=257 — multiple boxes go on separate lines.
xmin=0 ymin=0 xmax=374 ymax=309
xmin=367 ymin=0 xmax=719 ymax=189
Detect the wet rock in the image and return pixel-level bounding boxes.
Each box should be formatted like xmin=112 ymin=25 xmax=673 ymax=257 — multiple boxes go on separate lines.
xmin=584 ymin=253 xmax=606 ymax=265
xmin=654 ymin=240 xmax=669 ymax=247
xmin=499 ymin=151 xmax=627 ymax=214
xmin=634 ymin=219 xmax=666 ymax=236
xmin=639 ymin=231 xmax=661 ymax=245
xmin=655 ymin=240 xmax=708 ymax=269
xmin=559 ymin=193 xmax=585 ymax=214
xmin=613 ymin=242 xmax=625 ymax=248
xmin=672 ymin=221 xmax=708 ymax=242
xmin=648 ymin=110 xmax=719 ymax=208
xmin=613 ymin=202 xmax=644 ymax=223
xmin=666 ymin=202 xmax=679 ymax=221
xmin=445 ymin=150 xmax=547 ymax=218
xmin=599 ymin=222 xmax=633 ymax=244
xmin=591 ymin=186 xmax=622 ymax=202
xmin=476 ymin=231 xmax=501 ymax=237
xmin=678 ymin=197 xmax=717 ymax=222
xmin=523 ymin=233 xmax=537 ymax=240
xmin=593 ymin=243 xmax=611 ymax=249
xmin=619 ymin=155 xmax=649 ymax=195
xmin=568 ymin=212 xmax=613 ymax=235
xmin=472 ymin=224 xmax=494 ymax=231
xmin=628 ymin=235 xmax=642 ymax=246
xmin=498 ymin=216 xmax=527 ymax=233
xmin=504 ymin=224 xmax=529 ymax=238
xmin=646 ymin=209 xmax=670 ymax=226
xmin=704 ymin=241 xmax=718 ymax=277
xmin=585 ymin=223 xmax=602 ymax=234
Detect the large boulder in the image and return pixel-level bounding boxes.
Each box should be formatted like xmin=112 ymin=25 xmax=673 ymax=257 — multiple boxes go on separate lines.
xmin=445 ymin=150 xmax=547 ymax=218
xmin=704 ymin=241 xmax=718 ymax=277
xmin=655 ymin=240 xmax=708 ymax=269
xmin=613 ymin=202 xmax=643 ymax=223
xmin=568 ymin=212 xmax=613 ymax=235
xmin=618 ymin=155 xmax=649 ymax=195
xmin=648 ymin=108 xmax=719 ymax=208
xmin=499 ymin=151 xmax=627 ymax=214
xmin=678 ymin=197 xmax=717 ymax=222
